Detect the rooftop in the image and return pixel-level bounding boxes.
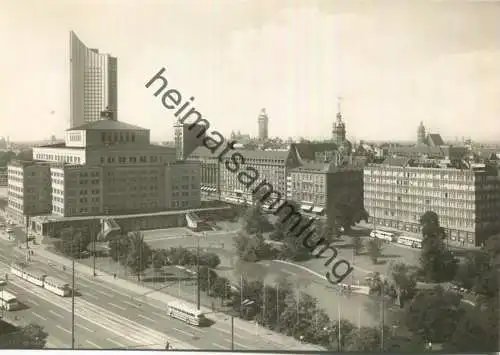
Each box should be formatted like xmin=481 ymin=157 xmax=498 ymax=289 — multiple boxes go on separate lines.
xmin=36 ymin=143 xmax=174 ymax=152
xmin=66 ymin=120 xmax=148 ymax=132
xmin=189 ymin=146 xmax=289 ymax=160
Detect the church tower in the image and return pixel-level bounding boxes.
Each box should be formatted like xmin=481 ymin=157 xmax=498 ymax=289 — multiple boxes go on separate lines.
xmin=258 ymin=108 xmax=269 ymax=140
xmin=332 ymin=97 xmax=346 ymax=145
xmin=417 ymin=121 xmax=426 ymax=146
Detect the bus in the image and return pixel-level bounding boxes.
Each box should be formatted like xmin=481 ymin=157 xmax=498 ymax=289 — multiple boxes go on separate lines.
xmin=0 ymin=290 xmax=20 ymax=311
xmin=369 ymin=229 xmax=397 ymax=242
xmin=397 ymin=235 xmax=422 ymax=249
xmin=167 ymin=301 xmax=206 ymax=326
xmin=43 ymin=276 xmax=71 ymax=297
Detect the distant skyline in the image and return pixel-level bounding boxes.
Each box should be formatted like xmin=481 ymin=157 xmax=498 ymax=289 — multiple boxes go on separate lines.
xmin=1 ymin=0 xmax=499 ymax=142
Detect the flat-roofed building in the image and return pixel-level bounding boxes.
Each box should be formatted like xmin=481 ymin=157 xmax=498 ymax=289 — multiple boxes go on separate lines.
xmin=7 ymin=119 xmax=201 ymax=223
xmin=188 ymin=146 xmax=220 ymax=200
xmin=7 ymin=161 xmax=52 ymax=224
xmin=363 ymin=157 xmax=500 ymax=248
xmin=0 ymin=169 xmax=7 ymax=186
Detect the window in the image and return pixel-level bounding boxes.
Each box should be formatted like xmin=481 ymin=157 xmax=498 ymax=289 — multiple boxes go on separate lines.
xmin=101 ymin=132 xmax=106 ymax=143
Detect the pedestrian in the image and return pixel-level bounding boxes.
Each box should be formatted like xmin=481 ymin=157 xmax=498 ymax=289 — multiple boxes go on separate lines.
xmin=113 ymin=273 xmax=117 ymax=279
xmin=165 ymin=341 xmax=170 ymax=350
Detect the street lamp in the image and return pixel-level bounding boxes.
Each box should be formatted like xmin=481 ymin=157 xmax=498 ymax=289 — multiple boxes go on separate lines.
xmin=230 ymin=299 xmax=254 ymax=350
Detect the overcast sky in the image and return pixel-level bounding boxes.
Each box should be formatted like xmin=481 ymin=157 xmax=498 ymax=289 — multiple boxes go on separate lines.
xmin=1 ymin=0 xmax=499 ymax=142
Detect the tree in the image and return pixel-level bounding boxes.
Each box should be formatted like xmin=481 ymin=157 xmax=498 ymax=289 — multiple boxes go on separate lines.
xmin=109 ymin=235 xmax=131 ymax=264
xmin=166 ymin=247 xmax=194 ymax=265
xmin=367 ymin=238 xmax=383 ymax=264
xmin=199 ymin=265 xmax=218 ymax=293
xmin=323 ymin=319 xmax=357 ymax=351
xmin=405 ymin=286 xmax=463 ymax=343
xmin=54 ymin=228 xmax=90 ymax=258
xmin=152 ymin=249 xmax=169 ymax=272
xmin=388 ymin=261 xmax=418 ymax=307
xmin=419 ymin=211 xmax=457 ymax=282
xmin=240 ymin=203 xmax=270 ymax=234
xmin=198 ymin=252 xmax=221 ymax=269
xmin=124 ymin=231 xmax=152 ymax=282
xmin=445 ymin=297 xmax=499 ymax=352
xmin=0 ymin=323 xmax=48 ymax=349
xmin=233 ymin=231 xmax=276 ymax=262
xmin=351 ymin=235 xmax=363 ymax=255
xmin=269 ymin=221 xmax=287 ymax=241
xmin=344 ymin=325 xmax=389 ymax=352
xmin=332 ymin=190 xmax=369 ymax=233
xmin=211 ymin=276 xmax=231 ymax=305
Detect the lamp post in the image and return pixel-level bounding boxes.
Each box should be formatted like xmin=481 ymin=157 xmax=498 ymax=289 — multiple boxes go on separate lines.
xmin=196 ymin=235 xmax=201 ymax=310
xmin=71 ymin=229 xmax=76 ymax=349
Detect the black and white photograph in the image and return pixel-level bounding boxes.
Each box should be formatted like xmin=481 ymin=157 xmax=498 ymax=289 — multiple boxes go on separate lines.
xmin=0 ymin=0 xmax=498 ymax=352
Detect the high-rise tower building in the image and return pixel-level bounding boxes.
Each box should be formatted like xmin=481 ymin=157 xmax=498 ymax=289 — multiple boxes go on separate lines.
xmin=69 ymin=31 xmax=118 ymax=129
xmin=257 ymin=108 xmax=269 ymax=140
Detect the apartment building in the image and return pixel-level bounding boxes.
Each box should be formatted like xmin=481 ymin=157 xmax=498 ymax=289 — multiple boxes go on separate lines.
xmin=188 ymin=146 xmax=220 ymax=200
xmin=7 ymin=161 xmax=52 ymax=223
xmin=0 ymin=169 xmax=7 ymax=186
xmin=7 ymin=119 xmax=201 ymax=224
xmin=287 ymin=162 xmax=363 ymax=220
xmin=363 ymin=157 xmax=500 ymax=247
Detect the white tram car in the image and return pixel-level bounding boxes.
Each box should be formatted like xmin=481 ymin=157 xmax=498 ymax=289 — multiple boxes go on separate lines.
xmin=10 ymin=262 xmax=72 ymax=297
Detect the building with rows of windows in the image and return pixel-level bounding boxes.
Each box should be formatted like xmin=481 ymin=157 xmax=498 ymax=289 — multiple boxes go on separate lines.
xmin=363 ymin=157 xmax=500 ymax=248
xmin=7 ymin=119 xmax=201 ymax=230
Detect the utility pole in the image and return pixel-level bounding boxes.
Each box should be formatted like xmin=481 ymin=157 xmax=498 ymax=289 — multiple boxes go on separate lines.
xmin=92 ymin=224 xmax=96 ymax=276
xmin=276 ymin=283 xmax=279 ymax=331
xmin=380 ymin=281 xmax=384 ymax=352
xmin=338 ymin=301 xmax=341 ymax=351
xmin=25 ymin=215 xmax=30 ymax=249
xmin=196 ymin=236 xmax=200 ymax=310
xmin=71 ymin=230 xmax=76 ymax=349
xmin=231 ymin=315 xmax=234 ymax=350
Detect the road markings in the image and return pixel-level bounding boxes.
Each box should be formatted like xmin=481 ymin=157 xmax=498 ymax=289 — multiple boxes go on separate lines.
xmin=108 ymin=302 xmax=126 ymax=310
xmin=32 ymin=311 xmax=47 ymax=321
xmin=29 ymin=299 xmax=39 ymax=306
xmin=85 ymin=340 xmax=102 ymax=349
xmin=212 ymin=342 xmax=227 ymax=349
xmin=213 ymin=325 xmax=246 ymax=339
xmin=85 ymin=293 xmax=99 ymax=300
xmin=122 ymin=300 xmax=137 ymax=307
xmin=56 ymin=324 xmax=71 ymax=334
xmin=172 ymin=327 xmax=194 ymax=337
xmin=93 ymin=289 xmax=109 ymax=297
xmin=282 ymin=269 xmax=297 ymax=276
xmin=137 ymin=314 xmax=156 ymax=323
xmin=107 ymin=338 xmax=126 ymax=348
xmin=76 ymin=324 xmax=94 ymax=332
xmin=222 ymin=338 xmax=251 ymax=349
xmin=49 ymin=310 xmax=64 ymax=319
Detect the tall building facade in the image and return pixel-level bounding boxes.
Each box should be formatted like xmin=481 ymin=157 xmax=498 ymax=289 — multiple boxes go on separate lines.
xmin=258 ymin=108 xmax=269 ymax=140
xmin=7 ymin=119 xmax=201 ymax=224
xmin=70 ymin=31 xmax=118 ymax=129
xmin=363 ymin=158 xmax=500 ymax=248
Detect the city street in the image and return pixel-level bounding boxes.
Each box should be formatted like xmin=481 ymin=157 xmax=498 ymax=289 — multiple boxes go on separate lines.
xmin=0 ymin=233 xmax=320 ymax=350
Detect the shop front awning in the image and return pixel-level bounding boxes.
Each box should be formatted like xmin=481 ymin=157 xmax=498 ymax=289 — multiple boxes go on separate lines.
xmin=312 ymin=206 xmax=324 ymax=214
xmin=300 ymin=204 xmax=313 ymax=212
